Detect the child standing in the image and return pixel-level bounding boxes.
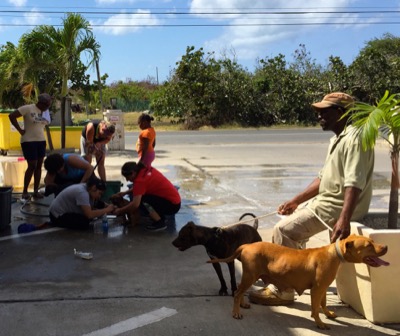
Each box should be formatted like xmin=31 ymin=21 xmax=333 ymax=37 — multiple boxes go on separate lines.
xmin=136 ymin=113 xmax=156 ymax=167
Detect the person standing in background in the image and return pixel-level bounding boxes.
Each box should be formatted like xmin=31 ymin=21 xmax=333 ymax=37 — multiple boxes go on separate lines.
xmin=136 ymin=113 xmax=156 ymax=168
xmin=80 ymin=120 xmax=115 ymax=181
xmin=8 ymin=93 xmax=52 ymax=200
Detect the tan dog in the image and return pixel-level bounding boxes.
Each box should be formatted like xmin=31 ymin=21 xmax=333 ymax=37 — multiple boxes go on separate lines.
xmin=208 ymin=234 xmax=389 ymax=329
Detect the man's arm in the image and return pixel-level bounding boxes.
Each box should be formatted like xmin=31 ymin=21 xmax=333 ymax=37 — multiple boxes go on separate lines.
xmin=330 ymin=186 xmax=361 ymax=242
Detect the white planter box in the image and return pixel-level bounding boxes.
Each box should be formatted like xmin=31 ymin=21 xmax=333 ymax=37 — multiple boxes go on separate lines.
xmin=336 ymin=218 xmax=400 ymax=324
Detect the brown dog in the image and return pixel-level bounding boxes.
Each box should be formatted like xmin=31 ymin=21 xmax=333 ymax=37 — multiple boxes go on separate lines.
xmin=172 ymin=213 xmax=262 ymax=296
xmin=109 ymin=194 xmax=131 ymax=224
xmin=208 ymin=234 xmax=389 ymax=329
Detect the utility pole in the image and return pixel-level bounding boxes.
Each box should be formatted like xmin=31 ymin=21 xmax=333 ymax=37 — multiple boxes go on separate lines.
xmin=156 ymin=66 xmax=159 ymax=85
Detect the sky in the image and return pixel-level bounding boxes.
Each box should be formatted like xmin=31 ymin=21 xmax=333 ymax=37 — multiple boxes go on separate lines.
xmin=1 ymin=0 xmax=400 ymax=85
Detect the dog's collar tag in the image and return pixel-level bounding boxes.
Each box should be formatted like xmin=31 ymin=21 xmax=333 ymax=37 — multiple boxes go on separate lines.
xmin=335 ymin=239 xmax=346 ymax=263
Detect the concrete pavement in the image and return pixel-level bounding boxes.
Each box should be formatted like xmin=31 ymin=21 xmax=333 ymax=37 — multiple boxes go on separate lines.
xmin=0 ymin=133 xmax=399 ymax=335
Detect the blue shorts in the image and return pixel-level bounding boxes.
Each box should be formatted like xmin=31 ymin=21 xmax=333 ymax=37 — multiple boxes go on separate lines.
xmin=21 ymin=141 xmax=46 ymax=161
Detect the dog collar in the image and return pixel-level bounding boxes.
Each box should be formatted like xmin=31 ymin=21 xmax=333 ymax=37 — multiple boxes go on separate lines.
xmin=335 ymin=238 xmax=346 ymax=263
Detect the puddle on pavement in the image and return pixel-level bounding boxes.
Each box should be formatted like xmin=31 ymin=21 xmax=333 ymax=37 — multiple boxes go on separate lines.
xmin=171 ymin=165 xmax=393 ymax=231
xmin=5 ymin=165 xmax=392 ymax=236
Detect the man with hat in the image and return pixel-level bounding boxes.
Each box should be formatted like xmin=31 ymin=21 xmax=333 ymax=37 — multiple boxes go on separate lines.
xmin=249 ymin=92 xmax=375 ymax=306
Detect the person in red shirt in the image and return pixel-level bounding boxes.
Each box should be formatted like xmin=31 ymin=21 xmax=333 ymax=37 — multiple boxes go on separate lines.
xmin=114 ymin=161 xmax=181 ymax=231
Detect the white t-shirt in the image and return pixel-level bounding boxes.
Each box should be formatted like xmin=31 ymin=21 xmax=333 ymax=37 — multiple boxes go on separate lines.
xmin=18 ymin=104 xmax=49 ymax=142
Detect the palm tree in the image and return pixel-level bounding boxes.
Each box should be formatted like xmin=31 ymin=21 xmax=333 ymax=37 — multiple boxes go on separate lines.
xmin=345 ymin=91 xmax=400 ymax=229
xmin=18 ymin=13 xmax=101 ymax=148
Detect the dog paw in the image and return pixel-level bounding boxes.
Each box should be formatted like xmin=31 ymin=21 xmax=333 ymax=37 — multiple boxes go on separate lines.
xmin=219 ymin=289 xmax=229 ymax=296
xmin=316 ymin=321 xmax=330 ymax=330
xmin=232 ymin=312 xmax=243 ymax=319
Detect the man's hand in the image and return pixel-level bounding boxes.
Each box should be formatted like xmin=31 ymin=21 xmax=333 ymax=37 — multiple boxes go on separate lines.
xmin=105 ymin=204 xmax=116 ymax=214
xmin=278 ymin=200 xmax=299 ymax=215
xmin=330 ymin=218 xmax=351 ymax=243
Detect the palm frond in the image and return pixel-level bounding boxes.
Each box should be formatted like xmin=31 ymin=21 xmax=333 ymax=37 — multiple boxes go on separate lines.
xmin=345 ymin=90 xmax=400 ymax=150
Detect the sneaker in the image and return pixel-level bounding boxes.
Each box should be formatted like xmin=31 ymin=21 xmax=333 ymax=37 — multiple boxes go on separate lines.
xmin=248 ymin=287 xmax=294 ymax=306
xmin=146 ymin=219 xmax=167 ymax=232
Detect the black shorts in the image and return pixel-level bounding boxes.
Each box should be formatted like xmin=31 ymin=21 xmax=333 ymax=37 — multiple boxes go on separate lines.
xmin=21 ymin=141 xmax=46 ymax=161
xmin=49 ymin=212 xmax=91 ymax=230
xmin=140 ymin=194 xmax=181 ymax=218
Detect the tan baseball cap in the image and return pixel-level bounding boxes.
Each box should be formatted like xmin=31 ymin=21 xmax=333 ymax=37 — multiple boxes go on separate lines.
xmin=312 ymin=92 xmax=354 ymax=109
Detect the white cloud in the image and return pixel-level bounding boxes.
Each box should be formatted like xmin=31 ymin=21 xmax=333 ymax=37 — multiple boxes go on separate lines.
xmin=189 ymin=0 xmax=367 ymax=61
xmin=12 ymin=8 xmax=46 ymax=26
xmin=94 ymin=9 xmax=161 ymax=35
xmin=7 ymin=0 xmax=27 ymax=6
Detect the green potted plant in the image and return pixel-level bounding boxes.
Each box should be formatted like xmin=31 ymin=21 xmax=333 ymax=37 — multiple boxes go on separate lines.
xmin=336 ymin=90 xmax=400 ymax=324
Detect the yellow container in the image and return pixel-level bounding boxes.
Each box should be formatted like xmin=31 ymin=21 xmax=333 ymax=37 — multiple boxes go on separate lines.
xmin=0 ymin=110 xmax=82 ymax=152
xmin=47 ymin=126 xmax=82 ymax=149
xmin=0 ymin=111 xmax=23 ymax=152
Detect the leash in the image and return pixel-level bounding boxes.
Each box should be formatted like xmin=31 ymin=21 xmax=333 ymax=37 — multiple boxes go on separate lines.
xmin=92 ymin=147 xmax=104 ymax=172
xmin=223 ymin=211 xmax=278 ymax=227
xmin=305 ymin=205 xmax=346 ymax=262
xmin=222 ymin=206 xmax=346 ymax=261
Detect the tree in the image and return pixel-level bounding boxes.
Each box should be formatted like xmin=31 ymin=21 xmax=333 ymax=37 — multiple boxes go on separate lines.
xmin=0 ymin=42 xmax=25 ymax=107
xmin=345 ymin=91 xmax=400 ymax=229
xmin=349 ymin=33 xmax=400 ymax=103
xmin=18 ymin=13 xmax=101 ymax=147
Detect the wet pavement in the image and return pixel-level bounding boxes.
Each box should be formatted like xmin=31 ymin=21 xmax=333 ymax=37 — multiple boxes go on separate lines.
xmin=0 ymin=129 xmax=399 ymax=335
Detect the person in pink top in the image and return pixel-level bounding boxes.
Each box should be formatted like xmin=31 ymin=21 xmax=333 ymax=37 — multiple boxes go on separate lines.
xmin=136 ymin=113 xmax=156 ymax=167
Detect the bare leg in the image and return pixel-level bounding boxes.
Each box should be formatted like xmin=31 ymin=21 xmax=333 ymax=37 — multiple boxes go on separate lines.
xmin=96 ymin=153 xmax=106 ymax=181
xmin=23 ymin=159 xmax=37 ymax=196
xmin=33 ymin=157 xmax=44 ymax=194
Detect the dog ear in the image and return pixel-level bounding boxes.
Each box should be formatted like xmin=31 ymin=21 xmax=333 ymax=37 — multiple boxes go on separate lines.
xmin=345 ymin=240 xmax=355 ymax=251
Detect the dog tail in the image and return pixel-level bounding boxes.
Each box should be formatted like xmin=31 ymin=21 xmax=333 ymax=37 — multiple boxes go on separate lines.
xmin=207 ymin=245 xmax=244 ymax=264
xmin=239 ymin=212 xmax=258 ymax=230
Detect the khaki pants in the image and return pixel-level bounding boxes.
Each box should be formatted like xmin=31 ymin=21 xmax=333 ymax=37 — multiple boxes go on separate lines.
xmin=272 ymin=207 xmax=335 ymax=249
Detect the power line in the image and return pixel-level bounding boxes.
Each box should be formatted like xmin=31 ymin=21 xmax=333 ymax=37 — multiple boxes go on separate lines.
xmin=1 ymin=9 xmax=400 ymax=15
xmin=0 ymin=7 xmax=399 ymax=28
xmin=1 ymin=22 xmax=399 ymax=28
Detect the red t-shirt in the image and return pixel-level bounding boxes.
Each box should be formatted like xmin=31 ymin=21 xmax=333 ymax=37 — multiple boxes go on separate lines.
xmin=133 ymin=167 xmax=181 ymax=204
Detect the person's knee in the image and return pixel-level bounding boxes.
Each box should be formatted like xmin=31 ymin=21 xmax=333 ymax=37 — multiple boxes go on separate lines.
xmin=272 ymin=221 xmax=302 ymax=245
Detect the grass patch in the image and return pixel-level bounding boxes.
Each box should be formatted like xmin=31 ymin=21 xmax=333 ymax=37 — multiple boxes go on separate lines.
xmin=72 ymin=111 xmax=182 ymax=131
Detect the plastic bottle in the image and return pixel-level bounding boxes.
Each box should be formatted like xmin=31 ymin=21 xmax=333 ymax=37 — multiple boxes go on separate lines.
xmin=102 ymin=214 xmax=109 ymax=234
